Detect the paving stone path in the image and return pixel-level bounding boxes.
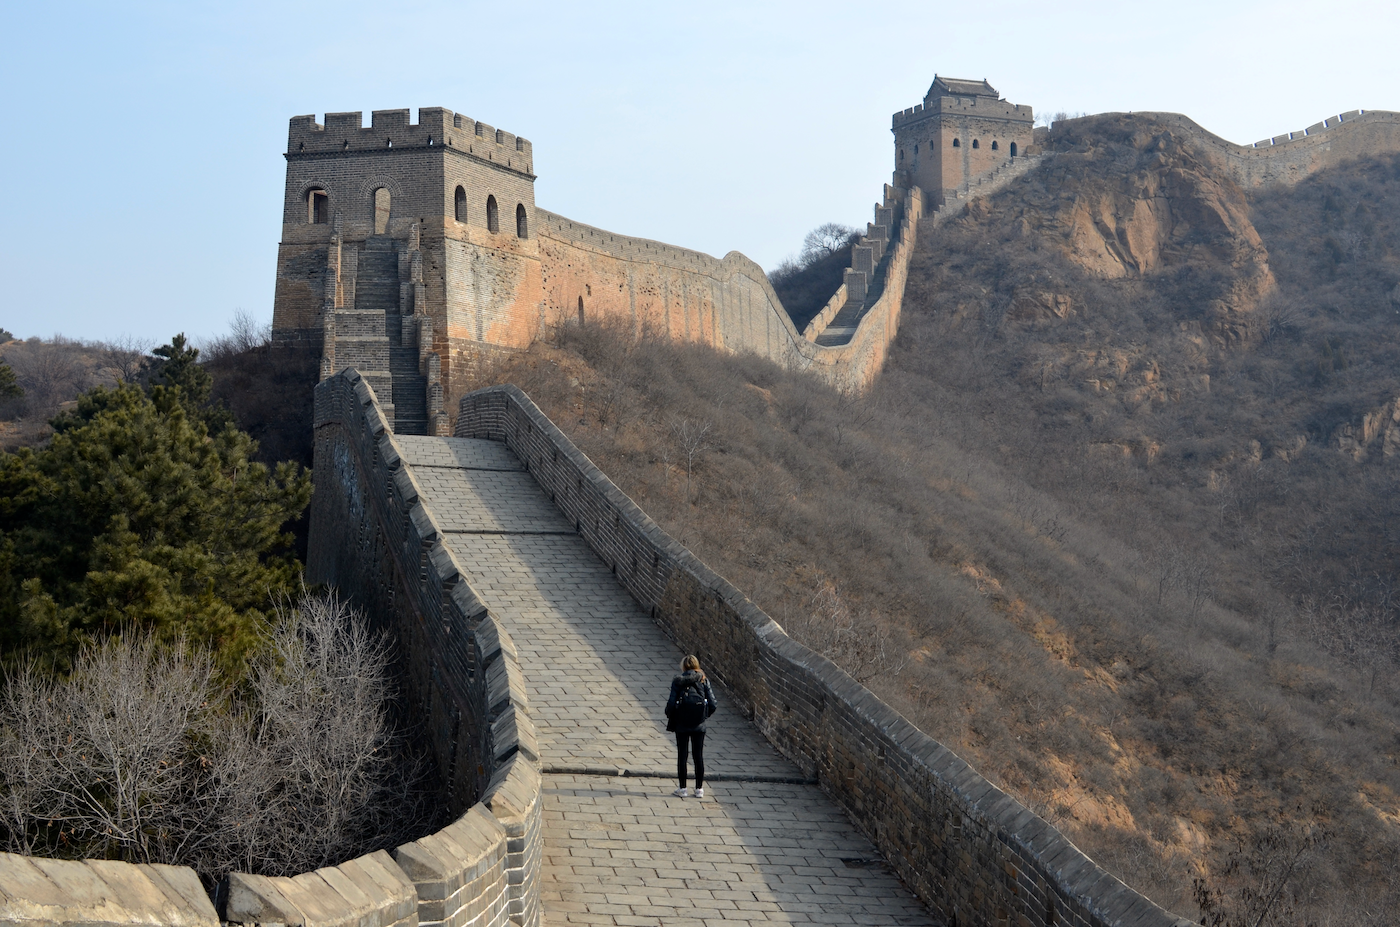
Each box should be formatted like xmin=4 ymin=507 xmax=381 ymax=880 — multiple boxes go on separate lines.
xmin=398 ymin=436 xmax=935 ymax=927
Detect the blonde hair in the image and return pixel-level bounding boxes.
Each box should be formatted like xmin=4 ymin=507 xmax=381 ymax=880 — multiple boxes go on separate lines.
xmin=681 ymin=655 xmax=706 ymax=683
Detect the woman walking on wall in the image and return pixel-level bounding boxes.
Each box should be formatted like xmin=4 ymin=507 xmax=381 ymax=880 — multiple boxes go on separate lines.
xmin=665 ymin=655 xmax=717 ymax=798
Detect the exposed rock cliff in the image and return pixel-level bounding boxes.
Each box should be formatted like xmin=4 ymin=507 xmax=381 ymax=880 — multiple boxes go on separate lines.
xmin=995 ymin=115 xmax=1277 ymax=347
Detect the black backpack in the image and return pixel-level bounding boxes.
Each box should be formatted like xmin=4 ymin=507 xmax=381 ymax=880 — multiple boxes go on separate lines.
xmin=676 ymin=680 xmax=709 ymax=728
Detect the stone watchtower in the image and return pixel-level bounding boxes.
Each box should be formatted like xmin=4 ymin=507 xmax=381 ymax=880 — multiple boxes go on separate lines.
xmin=892 ymin=77 xmax=1033 ymax=205
xmin=272 ymin=108 xmax=541 ymax=435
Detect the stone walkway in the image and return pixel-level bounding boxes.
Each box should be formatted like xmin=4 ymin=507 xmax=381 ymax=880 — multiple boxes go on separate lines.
xmin=398 ymin=436 xmax=935 ymax=927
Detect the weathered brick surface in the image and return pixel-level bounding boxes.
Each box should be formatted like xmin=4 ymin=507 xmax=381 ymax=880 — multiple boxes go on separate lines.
xmin=0 ymin=855 xmax=218 ymax=927
xmin=285 ymin=370 xmax=544 ymax=927
xmin=455 ymin=384 xmax=1196 ymax=927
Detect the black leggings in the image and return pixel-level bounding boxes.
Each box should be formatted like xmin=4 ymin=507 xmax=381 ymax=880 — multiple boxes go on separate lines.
xmin=676 ymin=731 xmax=705 ymax=788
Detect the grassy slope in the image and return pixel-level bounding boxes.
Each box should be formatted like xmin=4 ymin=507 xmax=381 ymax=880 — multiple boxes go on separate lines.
xmin=472 ymin=129 xmax=1400 ymax=923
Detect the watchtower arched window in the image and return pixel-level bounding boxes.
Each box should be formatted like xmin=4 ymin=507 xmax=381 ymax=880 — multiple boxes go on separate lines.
xmin=991 ymin=140 xmax=999 ymax=151
xmin=972 ymin=139 xmax=980 ymax=149
xmin=516 ymin=203 xmax=528 ymax=239
xmin=899 ymin=149 xmax=905 ymax=162
xmin=486 ymin=195 xmax=499 ymax=233
xmin=577 ymin=296 xmax=585 ymax=325
xmin=1010 ymin=142 xmax=1018 ymax=158
xmin=454 ymin=186 xmax=467 ymax=222
xmin=373 ymin=187 xmax=391 ymax=235
xmin=307 ymin=188 xmax=329 ymax=224
xmin=952 ymin=138 xmax=960 ymax=148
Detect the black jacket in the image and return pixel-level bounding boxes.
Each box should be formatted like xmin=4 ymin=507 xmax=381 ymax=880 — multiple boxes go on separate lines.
xmin=665 ymin=670 xmax=717 ymax=733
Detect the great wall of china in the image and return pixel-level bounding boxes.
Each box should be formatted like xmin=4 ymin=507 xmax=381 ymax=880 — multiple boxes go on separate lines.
xmin=6 ymin=78 xmax=1400 ymax=927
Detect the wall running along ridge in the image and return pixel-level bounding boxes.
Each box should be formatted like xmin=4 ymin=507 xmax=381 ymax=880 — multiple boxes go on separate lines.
xmin=454 ymin=384 xmax=1196 ymax=927
xmin=534 ymin=185 xmax=923 ymax=394
xmin=1046 ymin=109 xmax=1400 ymax=189
xmin=272 ymin=105 xmax=932 ymax=426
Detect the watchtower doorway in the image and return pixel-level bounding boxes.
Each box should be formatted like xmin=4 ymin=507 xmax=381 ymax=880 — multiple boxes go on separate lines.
xmin=373 ymin=188 xmax=391 ymax=235
xmin=308 ymin=188 xmax=328 ymax=224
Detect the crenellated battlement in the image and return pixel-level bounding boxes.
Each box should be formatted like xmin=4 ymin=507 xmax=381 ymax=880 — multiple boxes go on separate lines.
xmin=288 ymin=107 xmax=534 ymax=175
xmin=892 ymin=76 xmax=1036 ymax=205
xmin=893 ymin=97 xmax=1033 ymax=128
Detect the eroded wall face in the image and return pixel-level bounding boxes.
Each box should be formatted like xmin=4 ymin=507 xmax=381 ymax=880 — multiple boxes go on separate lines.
xmin=537 ymin=236 xmax=718 ymax=344
xmin=273 ymin=241 xmax=332 ymax=345
xmin=434 ymin=222 xmax=544 ymax=407
xmin=537 ymin=226 xmax=828 ymax=371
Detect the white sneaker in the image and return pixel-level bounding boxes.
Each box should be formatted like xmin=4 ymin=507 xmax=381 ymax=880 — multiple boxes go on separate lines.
xmin=695 ymin=787 xmax=704 ymax=799
xmin=672 ymin=787 xmax=688 ymax=797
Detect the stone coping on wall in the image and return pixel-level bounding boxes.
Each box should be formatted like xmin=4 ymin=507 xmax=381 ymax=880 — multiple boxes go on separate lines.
xmin=0 ymin=855 xmax=219 ymax=927
xmin=455 ymin=384 xmax=1194 ymax=927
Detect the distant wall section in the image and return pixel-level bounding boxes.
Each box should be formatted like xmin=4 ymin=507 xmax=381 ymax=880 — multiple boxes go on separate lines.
xmin=534 ymin=191 xmax=923 ymax=396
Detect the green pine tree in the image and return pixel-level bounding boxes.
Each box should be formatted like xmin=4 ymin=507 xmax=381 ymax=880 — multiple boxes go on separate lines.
xmin=0 ymin=362 xmax=20 ymax=400
xmin=0 ymin=379 xmax=311 ymax=676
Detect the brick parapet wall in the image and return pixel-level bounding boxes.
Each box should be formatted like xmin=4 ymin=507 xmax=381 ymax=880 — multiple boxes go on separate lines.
xmin=455 ymin=384 xmax=1195 ymax=927
xmin=216 ymin=369 xmax=546 ymax=927
xmin=1049 ymin=110 xmax=1400 ymax=188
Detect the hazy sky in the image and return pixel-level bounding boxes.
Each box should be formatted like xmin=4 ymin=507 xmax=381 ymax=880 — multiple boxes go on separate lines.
xmin=2 ymin=0 xmax=1397 ymax=344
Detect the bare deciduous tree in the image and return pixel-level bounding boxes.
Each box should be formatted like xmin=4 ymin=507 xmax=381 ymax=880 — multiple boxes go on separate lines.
xmin=784 ymin=583 xmax=905 ymax=684
xmin=99 ymin=335 xmax=155 ymax=384
xmin=669 ymin=416 xmax=712 ymax=504
xmin=200 ymin=310 xmax=273 ymax=362
xmin=0 ymin=592 xmax=442 ymax=882
xmin=800 ymin=223 xmax=859 ymax=266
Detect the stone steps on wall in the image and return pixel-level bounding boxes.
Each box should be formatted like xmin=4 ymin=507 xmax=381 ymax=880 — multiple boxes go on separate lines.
xmin=335 ymin=242 xmax=405 ymax=429
xmin=387 ymin=340 xmax=428 ymax=435
xmin=332 ymin=237 xmax=430 ymax=435
xmin=814 ymin=298 xmax=864 ymax=346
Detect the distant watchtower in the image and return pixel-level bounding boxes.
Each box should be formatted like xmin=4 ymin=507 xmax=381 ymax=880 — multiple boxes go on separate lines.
xmin=271 ymin=107 xmax=542 ymax=434
xmin=892 ymin=77 xmax=1034 ymax=204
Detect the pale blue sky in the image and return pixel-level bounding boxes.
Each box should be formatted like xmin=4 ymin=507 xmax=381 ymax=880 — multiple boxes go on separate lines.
xmin=2 ymin=0 xmax=1396 ymax=343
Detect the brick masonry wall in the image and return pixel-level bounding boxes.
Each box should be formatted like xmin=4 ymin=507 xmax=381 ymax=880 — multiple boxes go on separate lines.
xmin=218 ymin=369 xmax=550 ymax=927
xmin=536 ymin=187 xmax=924 ymax=395
xmin=455 ymin=384 xmax=1196 ymax=927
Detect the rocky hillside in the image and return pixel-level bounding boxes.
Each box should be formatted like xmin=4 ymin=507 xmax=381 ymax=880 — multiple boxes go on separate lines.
xmin=470 ymin=117 xmax=1400 ymax=925
xmin=905 ymin=113 xmax=1400 ymax=627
